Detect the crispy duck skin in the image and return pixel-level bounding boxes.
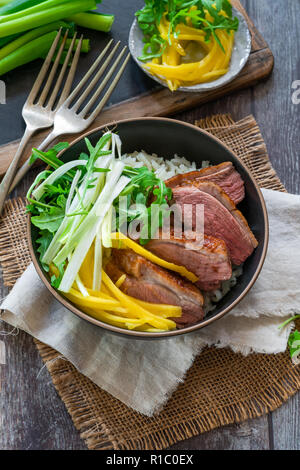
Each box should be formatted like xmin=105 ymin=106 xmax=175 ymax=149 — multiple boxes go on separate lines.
xmin=105 ymin=249 xmax=205 ymax=327
xmin=171 ymin=184 xmax=257 ymax=265
xmin=165 ymin=162 xmax=245 ymax=204
xmin=146 ymin=230 xmax=232 ymax=288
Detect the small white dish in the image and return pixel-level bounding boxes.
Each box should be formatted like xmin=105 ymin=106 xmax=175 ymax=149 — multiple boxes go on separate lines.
xmin=129 ymin=8 xmax=251 ymax=92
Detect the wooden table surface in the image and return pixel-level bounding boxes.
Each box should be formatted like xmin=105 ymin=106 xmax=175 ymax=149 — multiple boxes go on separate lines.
xmin=0 ymin=0 xmax=299 ymax=450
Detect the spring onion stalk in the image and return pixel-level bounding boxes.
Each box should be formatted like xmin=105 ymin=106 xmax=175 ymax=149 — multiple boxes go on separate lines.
xmin=32 ymin=160 xmax=87 ymax=201
xmin=53 ymin=162 xmax=126 ymax=266
xmin=0 ymin=0 xmax=97 ymax=38
xmin=63 ymin=38 xmax=90 ymax=53
xmin=76 ymin=274 xmax=89 ymax=297
xmin=42 ymin=154 xmax=113 ymax=265
xmin=93 ymin=227 xmax=102 ymax=290
xmin=0 ymin=31 xmax=21 ymax=47
xmin=58 ymin=173 xmax=129 ymax=293
xmin=0 ymin=20 xmax=68 ymax=60
xmin=65 ymin=170 xmax=81 ymax=215
xmin=0 ymin=0 xmax=46 ymax=15
xmin=0 ymin=30 xmax=56 ymax=76
xmin=67 ymin=11 xmax=114 ymax=33
xmin=101 ymin=206 xmax=112 ymax=248
xmin=0 ymin=0 xmax=77 ymax=20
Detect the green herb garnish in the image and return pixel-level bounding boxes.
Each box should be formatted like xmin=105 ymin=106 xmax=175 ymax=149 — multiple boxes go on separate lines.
xmin=114 ymin=166 xmax=172 ymax=245
xmin=279 ymin=315 xmax=300 ymax=365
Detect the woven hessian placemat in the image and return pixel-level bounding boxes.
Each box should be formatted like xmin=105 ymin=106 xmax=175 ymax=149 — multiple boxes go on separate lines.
xmin=0 ymin=114 xmax=299 ymax=450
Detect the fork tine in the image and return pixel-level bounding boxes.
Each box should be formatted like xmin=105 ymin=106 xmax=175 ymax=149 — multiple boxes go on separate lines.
xmin=55 ymin=34 xmax=83 ymax=109
xmin=26 ymin=29 xmax=63 ymax=105
xmin=63 ymin=39 xmax=115 ymax=108
xmin=72 ymin=41 xmax=121 ymax=112
xmin=88 ymin=53 xmax=131 ymax=123
xmin=37 ymin=29 xmax=69 ymax=107
xmin=46 ymin=32 xmax=78 ymax=110
xmin=79 ymin=46 xmax=127 ymax=118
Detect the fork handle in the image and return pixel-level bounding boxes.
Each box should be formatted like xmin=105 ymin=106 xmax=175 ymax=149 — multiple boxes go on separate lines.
xmin=8 ymin=130 xmax=58 ymax=195
xmin=0 ymin=127 xmax=35 ymax=215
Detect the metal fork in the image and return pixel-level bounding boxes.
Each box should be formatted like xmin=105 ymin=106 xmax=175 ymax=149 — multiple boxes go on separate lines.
xmin=9 ymin=39 xmax=130 ymax=194
xmin=0 ymin=29 xmax=82 ymax=214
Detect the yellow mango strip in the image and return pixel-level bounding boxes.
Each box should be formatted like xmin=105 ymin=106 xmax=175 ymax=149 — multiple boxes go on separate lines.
xmin=115 ymin=274 xmax=126 ymax=288
xmin=189 ymin=69 xmax=228 ymax=84
xmin=78 ymin=244 xmax=94 ymax=289
xmin=65 ymin=288 xmax=127 ymax=313
xmin=86 ymin=288 xmax=114 ymax=299
xmin=175 ymin=23 xmax=206 ymax=37
xmin=211 ymin=31 xmax=232 ymax=70
xmin=102 ymin=271 xmax=176 ymax=330
xmin=162 ymin=45 xmax=181 ymax=91
xmin=111 ymin=232 xmax=198 ymax=283
xmin=131 ymin=298 xmax=182 ymax=318
xmin=83 ymin=307 xmax=146 ymax=330
xmin=158 ymin=16 xmax=186 ymax=56
xmin=176 ymin=34 xmax=212 ymax=53
xmin=136 ymin=326 xmax=166 ymax=332
xmin=145 ymin=38 xmax=219 ymax=82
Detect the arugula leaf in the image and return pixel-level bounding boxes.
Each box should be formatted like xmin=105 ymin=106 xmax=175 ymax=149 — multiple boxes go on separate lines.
xmin=115 ymin=166 xmax=173 ymax=244
xmin=31 ymin=205 xmax=65 ymax=233
xmin=29 ymin=142 xmax=69 ymax=168
xmin=36 ymin=230 xmax=53 ymax=268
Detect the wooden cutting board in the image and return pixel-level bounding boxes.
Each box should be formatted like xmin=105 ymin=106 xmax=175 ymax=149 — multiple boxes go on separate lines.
xmin=0 ymin=0 xmax=273 ymax=177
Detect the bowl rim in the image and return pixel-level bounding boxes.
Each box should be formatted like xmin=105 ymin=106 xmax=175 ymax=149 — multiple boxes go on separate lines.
xmin=27 ymin=116 xmax=269 ymax=339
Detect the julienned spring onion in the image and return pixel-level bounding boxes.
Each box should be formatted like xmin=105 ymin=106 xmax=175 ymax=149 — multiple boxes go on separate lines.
xmin=67 ymin=11 xmax=114 ymax=33
xmin=0 ymin=30 xmax=57 ymax=75
xmin=0 ymin=20 xmax=68 ymax=60
xmin=0 ymin=0 xmax=97 ymax=38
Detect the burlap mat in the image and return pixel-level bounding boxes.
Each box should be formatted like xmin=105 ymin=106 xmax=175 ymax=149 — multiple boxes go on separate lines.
xmin=0 ymin=114 xmax=299 ymax=450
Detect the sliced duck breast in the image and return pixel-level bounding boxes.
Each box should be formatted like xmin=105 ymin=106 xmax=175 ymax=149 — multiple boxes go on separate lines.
xmin=146 ymin=231 xmax=232 ymax=288
xmin=188 ymin=181 xmax=258 ymax=249
xmin=105 ymin=249 xmax=204 ymax=327
xmin=171 ymin=185 xmax=256 ymax=265
xmin=165 ymin=162 xmax=245 ymax=204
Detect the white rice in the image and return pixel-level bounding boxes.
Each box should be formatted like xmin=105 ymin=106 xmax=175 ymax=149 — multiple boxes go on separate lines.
xmin=121 ymin=150 xmax=243 ymax=315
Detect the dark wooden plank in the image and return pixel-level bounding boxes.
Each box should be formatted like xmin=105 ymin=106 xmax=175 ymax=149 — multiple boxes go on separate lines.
xmin=0 ymin=322 xmax=86 ymax=450
xmin=247 ymin=0 xmax=300 ymax=196
xmin=170 ymin=418 xmax=270 ymax=450
xmin=247 ymin=0 xmax=300 ymax=451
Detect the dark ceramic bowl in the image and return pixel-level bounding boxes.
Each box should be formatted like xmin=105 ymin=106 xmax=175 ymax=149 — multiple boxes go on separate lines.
xmin=28 ymin=117 xmax=269 ymax=339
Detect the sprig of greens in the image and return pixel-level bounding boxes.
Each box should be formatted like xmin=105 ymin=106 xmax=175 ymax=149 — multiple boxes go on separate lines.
xmin=27 ymin=136 xmax=112 ymax=286
xmin=136 ymin=0 xmax=239 ymax=60
xmin=114 ymin=166 xmax=172 ymax=245
xmin=279 ymin=315 xmax=300 ymax=365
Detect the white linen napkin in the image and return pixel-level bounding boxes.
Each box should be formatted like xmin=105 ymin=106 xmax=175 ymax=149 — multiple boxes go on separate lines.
xmin=1 ymin=189 xmax=299 ymax=416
